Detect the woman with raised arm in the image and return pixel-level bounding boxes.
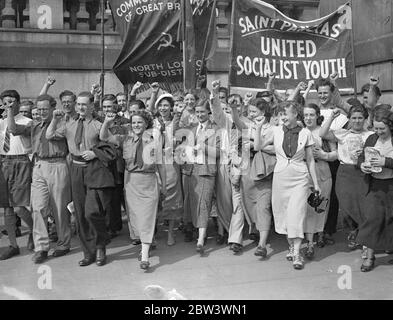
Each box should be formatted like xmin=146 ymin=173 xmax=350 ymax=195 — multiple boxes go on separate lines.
xmin=100 ymin=110 xmax=166 ymax=270
xmin=153 ymin=93 xmax=184 ymax=246
xmin=303 ymin=103 xmax=337 ymax=257
xmin=261 ymin=101 xmax=320 ymax=270
xmin=319 ymin=104 xmax=373 ymax=250
xmin=230 ymin=97 xmax=276 ymax=258
xmin=357 ymin=108 xmax=393 ymax=272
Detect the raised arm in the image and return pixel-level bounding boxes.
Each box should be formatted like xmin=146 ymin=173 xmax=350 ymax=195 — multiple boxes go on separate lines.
xmin=303 ymin=80 xmax=314 ymax=100
xmin=6 ymin=106 xmax=31 ymax=136
xmin=99 ymin=112 xmax=122 ymax=146
xmin=319 ymin=109 xmax=340 ymax=141
xmin=147 ymin=82 xmax=160 ymax=114
xmin=329 ymin=72 xmax=351 ymax=114
xmin=368 ymin=76 xmax=380 ymax=109
xmin=266 ymin=72 xmax=276 ymax=92
xmin=210 ymin=80 xmax=228 ymax=129
xmin=229 ymin=97 xmax=248 ymax=131
xmin=129 ymin=81 xmax=143 ymax=103
xmin=39 ymin=76 xmax=56 ymax=95
xmin=46 ymin=110 xmax=66 ymax=140
xmin=287 ymin=81 xmax=307 ymax=101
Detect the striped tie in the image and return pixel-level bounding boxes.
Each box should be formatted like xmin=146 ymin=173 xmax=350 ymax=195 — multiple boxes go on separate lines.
xmin=3 ymin=128 xmax=10 ymax=153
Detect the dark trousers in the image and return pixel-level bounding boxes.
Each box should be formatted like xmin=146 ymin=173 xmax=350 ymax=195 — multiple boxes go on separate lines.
xmin=324 ymin=160 xmax=339 ymax=235
xmin=108 ymin=184 xmax=124 ymax=232
xmin=71 ymin=163 xmax=111 ymax=257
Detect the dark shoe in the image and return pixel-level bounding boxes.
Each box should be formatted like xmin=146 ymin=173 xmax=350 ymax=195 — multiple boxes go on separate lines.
xmin=96 ymin=248 xmax=106 ymax=266
xmin=140 ymin=260 xmax=150 ymax=270
xmin=196 ymin=244 xmax=205 ymax=255
xmin=254 ymin=246 xmax=267 ymax=258
xmin=52 ymin=248 xmax=70 ymax=258
xmin=216 ymin=234 xmax=225 ymax=245
xmin=232 ymin=243 xmax=242 ymax=253
xmin=32 ymin=251 xmax=48 ymax=264
xmin=27 ymin=233 xmax=35 ymax=251
xmin=316 ymin=233 xmax=325 ymax=248
xmin=324 ymin=233 xmax=335 ymax=246
xmin=293 ymin=254 xmax=304 ymax=270
xmin=360 ymin=257 xmax=375 ymax=272
xmin=131 ymin=239 xmax=141 ymax=245
xmin=385 ymin=249 xmax=393 ymax=254
xmin=304 ymin=244 xmax=315 ymax=260
xmin=79 ymin=256 xmax=95 ymax=267
xmin=0 ymin=246 xmax=20 ymax=260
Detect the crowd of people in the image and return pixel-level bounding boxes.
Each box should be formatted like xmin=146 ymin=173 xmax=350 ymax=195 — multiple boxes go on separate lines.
xmin=0 ymin=72 xmax=392 ymax=272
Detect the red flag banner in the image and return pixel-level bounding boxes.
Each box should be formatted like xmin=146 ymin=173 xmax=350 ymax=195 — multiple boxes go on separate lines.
xmin=109 ymin=0 xmax=217 ymax=87
xmin=109 ymin=0 xmax=183 ymax=85
xmin=229 ymin=0 xmax=354 ymax=90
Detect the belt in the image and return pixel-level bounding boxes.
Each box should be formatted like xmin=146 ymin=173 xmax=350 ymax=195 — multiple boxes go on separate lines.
xmin=35 ymin=156 xmax=66 ymax=163
xmin=0 ymin=154 xmax=28 ymax=160
xmin=71 ymin=154 xmax=88 ymax=163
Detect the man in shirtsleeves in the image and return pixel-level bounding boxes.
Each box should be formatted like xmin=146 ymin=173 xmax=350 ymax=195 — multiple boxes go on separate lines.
xmin=7 ymin=94 xmax=71 ymax=264
xmin=46 ymin=91 xmax=111 ymax=267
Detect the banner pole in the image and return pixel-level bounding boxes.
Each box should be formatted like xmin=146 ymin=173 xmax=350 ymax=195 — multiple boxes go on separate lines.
xmin=100 ymin=0 xmax=105 ymax=108
xmin=227 ymin=0 xmax=236 ymax=95
xmin=199 ymin=0 xmax=217 ymax=79
xmin=349 ymin=0 xmax=357 ymax=98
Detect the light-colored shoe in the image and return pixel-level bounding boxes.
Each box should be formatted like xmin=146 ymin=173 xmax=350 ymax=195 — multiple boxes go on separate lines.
xmin=293 ymin=254 xmax=304 ymax=270
xmin=286 ymin=244 xmax=294 ymax=261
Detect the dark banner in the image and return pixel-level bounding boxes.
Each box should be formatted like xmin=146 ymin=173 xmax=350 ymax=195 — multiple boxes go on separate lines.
xmin=110 ymin=0 xmax=183 ymax=85
xmin=109 ymin=0 xmax=216 ymax=87
xmin=229 ymin=0 xmax=354 ymax=90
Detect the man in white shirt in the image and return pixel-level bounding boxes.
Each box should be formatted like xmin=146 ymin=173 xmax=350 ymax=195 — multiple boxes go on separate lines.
xmin=0 ymin=90 xmax=34 ymax=260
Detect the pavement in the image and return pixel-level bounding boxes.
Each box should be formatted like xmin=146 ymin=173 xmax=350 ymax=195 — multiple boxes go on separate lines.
xmin=0 ymin=220 xmax=393 ymax=300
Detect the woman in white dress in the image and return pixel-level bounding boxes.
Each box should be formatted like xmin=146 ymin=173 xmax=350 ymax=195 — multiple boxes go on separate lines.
xmin=261 ymin=101 xmax=320 ymax=270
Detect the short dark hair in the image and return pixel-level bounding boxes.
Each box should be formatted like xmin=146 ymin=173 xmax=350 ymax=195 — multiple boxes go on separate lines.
xmin=348 ymin=104 xmax=368 ymax=119
xmin=36 ymin=94 xmax=56 ymax=108
xmin=129 ymin=99 xmax=146 ymax=110
xmin=360 ymin=83 xmax=381 ymax=98
xmin=249 ymin=98 xmax=271 ymax=121
xmin=116 ymin=92 xmax=126 ymax=98
xmin=1 ymin=90 xmax=20 ymax=103
xmin=102 ymin=94 xmax=116 ymax=103
xmin=374 ymin=108 xmax=393 ymax=133
xmin=315 ymin=78 xmax=335 ymax=92
xmin=228 ymin=93 xmax=243 ymax=105
xmin=20 ymin=100 xmax=34 ymax=108
xmin=78 ymin=91 xmax=94 ymax=103
xmin=256 ymin=91 xmax=272 ymax=98
xmin=195 ymin=99 xmax=211 ymax=112
xmin=304 ymin=103 xmax=324 ymax=126
xmin=218 ymin=87 xmax=228 ymax=96
xmin=130 ymin=110 xmax=154 ymax=129
xmin=59 ymin=90 xmax=76 ymax=101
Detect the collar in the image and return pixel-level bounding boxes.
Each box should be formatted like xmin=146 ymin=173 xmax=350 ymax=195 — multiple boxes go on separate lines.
xmin=283 ymin=124 xmax=302 ymax=134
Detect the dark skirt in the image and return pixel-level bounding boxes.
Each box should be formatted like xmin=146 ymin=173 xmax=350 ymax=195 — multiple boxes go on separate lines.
xmin=335 ymin=164 xmax=368 ymax=230
xmin=357 ymin=178 xmax=393 ymax=250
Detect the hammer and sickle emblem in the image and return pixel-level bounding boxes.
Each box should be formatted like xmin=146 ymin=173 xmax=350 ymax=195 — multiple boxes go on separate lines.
xmin=157 ymin=32 xmax=175 ymax=51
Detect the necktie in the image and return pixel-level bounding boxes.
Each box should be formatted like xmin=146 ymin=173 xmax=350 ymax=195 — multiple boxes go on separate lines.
xmin=74 ymin=118 xmax=85 ymax=150
xmin=134 ymin=136 xmax=144 ymax=169
xmin=3 ymin=128 xmax=10 ymax=153
xmin=40 ymin=122 xmax=50 ymax=157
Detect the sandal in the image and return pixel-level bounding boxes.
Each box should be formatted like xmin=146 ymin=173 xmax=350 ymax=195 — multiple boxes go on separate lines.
xmin=140 ymin=260 xmax=150 ymax=270
xmin=293 ymin=254 xmax=304 ymax=270
xmin=286 ymin=244 xmax=294 ymax=261
xmin=360 ymin=256 xmax=375 ymax=272
xmin=304 ymin=243 xmax=315 ymax=260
